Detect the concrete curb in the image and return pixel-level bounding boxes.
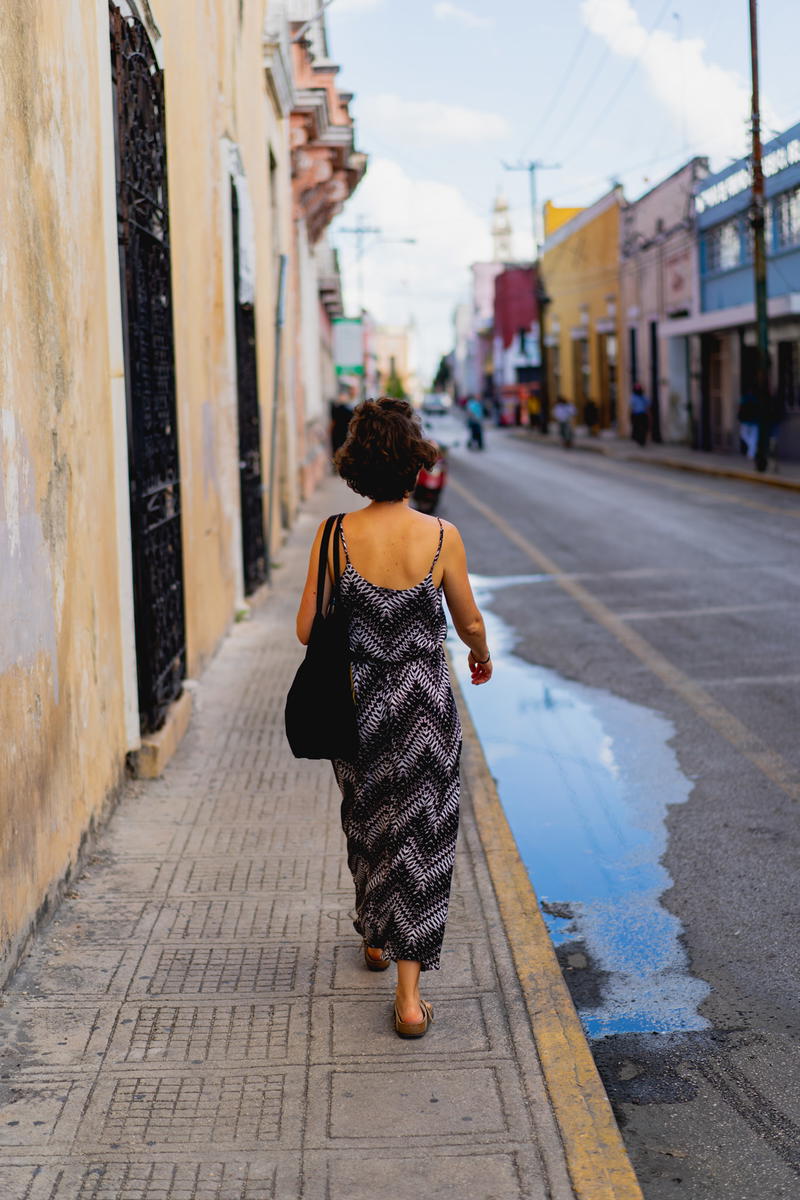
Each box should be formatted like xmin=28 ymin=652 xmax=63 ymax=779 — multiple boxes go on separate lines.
xmin=450 ymin=665 xmax=644 ymax=1200
xmin=516 ymin=430 xmax=800 ymax=493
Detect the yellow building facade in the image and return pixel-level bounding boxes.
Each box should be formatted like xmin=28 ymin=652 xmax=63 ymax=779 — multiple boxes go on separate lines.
xmin=0 ymin=0 xmax=359 ymax=985
xmin=541 ymin=190 xmax=624 ymax=429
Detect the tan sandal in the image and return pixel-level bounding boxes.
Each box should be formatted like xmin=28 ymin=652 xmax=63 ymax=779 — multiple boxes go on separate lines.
xmin=362 ymin=939 xmax=390 ymax=971
xmin=394 ymin=998 xmax=434 ymax=1038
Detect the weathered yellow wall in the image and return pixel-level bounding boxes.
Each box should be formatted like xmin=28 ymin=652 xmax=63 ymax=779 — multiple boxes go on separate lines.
xmin=0 ymin=0 xmax=295 ymax=984
xmin=0 ymin=1 xmax=128 ymax=978
xmin=155 ymin=0 xmax=292 ymax=656
xmin=544 ymin=201 xmax=585 ymax=239
xmin=541 ymin=192 xmax=623 ymax=426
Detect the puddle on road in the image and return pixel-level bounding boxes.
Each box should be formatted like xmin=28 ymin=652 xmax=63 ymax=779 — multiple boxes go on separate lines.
xmin=451 ymin=573 xmax=710 ymax=1040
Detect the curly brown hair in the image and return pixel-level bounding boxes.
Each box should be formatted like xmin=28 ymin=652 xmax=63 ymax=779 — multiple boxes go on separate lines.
xmin=334 ymin=397 xmax=439 ymax=502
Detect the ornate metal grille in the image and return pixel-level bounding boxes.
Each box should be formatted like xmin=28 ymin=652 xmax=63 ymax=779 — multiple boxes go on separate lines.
xmin=110 ymin=3 xmax=186 ymax=733
xmin=232 ymin=186 xmax=267 ymax=594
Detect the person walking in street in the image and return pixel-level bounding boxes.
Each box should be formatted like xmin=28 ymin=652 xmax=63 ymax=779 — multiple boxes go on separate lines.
xmin=630 ymin=382 xmax=651 ymax=446
xmin=465 ymin=394 xmax=485 ymax=450
xmin=295 ymin=397 xmax=493 ymax=1038
xmin=552 ymin=396 xmax=576 ymax=448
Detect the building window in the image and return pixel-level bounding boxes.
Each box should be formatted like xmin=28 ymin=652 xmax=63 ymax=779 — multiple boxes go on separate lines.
xmin=550 ymin=342 xmax=561 ymax=399
xmin=775 ymin=186 xmax=800 ymax=249
xmin=704 ymin=218 xmax=743 ymax=272
xmin=778 ymin=339 xmax=800 ymax=411
xmin=572 ymin=338 xmax=589 ymax=406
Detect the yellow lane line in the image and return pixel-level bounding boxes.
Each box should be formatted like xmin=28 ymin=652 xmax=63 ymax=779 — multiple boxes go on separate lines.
xmin=453 ymin=672 xmax=644 ymax=1200
xmin=450 ymin=476 xmax=800 ymax=803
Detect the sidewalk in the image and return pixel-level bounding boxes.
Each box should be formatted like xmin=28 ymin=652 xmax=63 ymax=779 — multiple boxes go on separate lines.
xmin=0 ymin=477 xmax=641 ymax=1200
xmin=520 ymin=428 xmax=800 ymax=492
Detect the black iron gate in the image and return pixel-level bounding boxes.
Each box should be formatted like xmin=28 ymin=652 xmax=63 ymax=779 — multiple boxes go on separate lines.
xmin=110 ymin=3 xmax=186 ymax=733
xmin=231 ymin=184 xmax=267 ymax=594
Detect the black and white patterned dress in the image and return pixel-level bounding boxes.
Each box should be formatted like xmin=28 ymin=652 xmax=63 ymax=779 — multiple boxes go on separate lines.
xmin=333 ymin=519 xmax=462 ymax=971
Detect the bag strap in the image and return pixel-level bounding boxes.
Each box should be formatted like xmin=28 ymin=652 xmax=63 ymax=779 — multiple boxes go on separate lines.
xmin=333 ymin=514 xmax=345 ymax=591
xmin=316 ymin=515 xmax=338 ymax=618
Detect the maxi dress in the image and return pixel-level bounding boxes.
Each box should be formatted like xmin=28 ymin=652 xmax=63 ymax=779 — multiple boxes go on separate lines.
xmin=332 ymin=519 xmax=462 ymax=971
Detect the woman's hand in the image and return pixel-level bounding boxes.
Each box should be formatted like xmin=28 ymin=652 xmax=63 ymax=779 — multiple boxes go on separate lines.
xmin=468 ymin=651 xmax=493 ymax=685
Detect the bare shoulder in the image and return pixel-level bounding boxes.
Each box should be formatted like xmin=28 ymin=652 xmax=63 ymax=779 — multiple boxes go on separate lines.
xmin=436 ymin=518 xmax=465 ymax=562
xmin=438 ymin=518 xmax=463 ymax=543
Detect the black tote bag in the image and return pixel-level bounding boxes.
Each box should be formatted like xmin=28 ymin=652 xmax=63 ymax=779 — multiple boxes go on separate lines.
xmin=284 ymin=514 xmax=358 ymax=761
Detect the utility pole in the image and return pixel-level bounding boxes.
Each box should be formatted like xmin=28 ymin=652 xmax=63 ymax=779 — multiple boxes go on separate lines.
xmin=338 ymin=218 xmax=381 ymax=312
xmin=503 ymin=160 xmax=561 ymax=259
xmin=338 ymin=218 xmax=416 ymax=312
xmin=503 ymin=160 xmax=560 ymax=429
xmin=749 ymin=0 xmax=771 ymax=472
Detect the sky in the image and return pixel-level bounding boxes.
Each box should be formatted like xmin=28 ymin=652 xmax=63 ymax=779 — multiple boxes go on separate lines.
xmin=325 ymin=0 xmax=798 ymax=382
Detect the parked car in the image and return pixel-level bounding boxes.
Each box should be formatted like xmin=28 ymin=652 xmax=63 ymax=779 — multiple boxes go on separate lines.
xmin=421 ymin=392 xmax=451 ymax=415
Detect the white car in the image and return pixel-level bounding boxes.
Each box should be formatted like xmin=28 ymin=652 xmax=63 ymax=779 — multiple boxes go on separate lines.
xmin=422 ymin=392 xmax=452 ymax=415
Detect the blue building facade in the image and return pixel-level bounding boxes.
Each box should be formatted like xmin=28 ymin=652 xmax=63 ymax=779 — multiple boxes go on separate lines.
xmin=662 ymin=121 xmax=800 ymax=458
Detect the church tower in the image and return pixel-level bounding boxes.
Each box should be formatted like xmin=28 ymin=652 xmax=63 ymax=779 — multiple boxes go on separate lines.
xmin=492 ymin=193 xmax=513 ymax=263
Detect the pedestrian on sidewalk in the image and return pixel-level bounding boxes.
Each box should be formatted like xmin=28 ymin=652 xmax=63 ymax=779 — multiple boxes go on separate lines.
xmin=552 ymin=396 xmax=576 ymax=448
xmin=737 ymin=391 xmax=759 ymax=458
xmin=465 ymin=394 xmax=485 ymax=450
xmin=630 ymin=382 xmax=651 ymax=446
xmin=296 ymin=397 xmax=493 ymax=1039
xmin=583 ymin=397 xmax=600 ymax=437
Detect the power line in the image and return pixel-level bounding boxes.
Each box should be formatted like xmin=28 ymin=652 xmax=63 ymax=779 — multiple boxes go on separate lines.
xmin=520 ymin=25 xmax=591 ymax=159
xmin=559 ymin=0 xmax=674 ymax=164
xmin=541 ymin=39 xmax=615 ymax=158
xmin=545 ymin=141 xmax=703 ymax=205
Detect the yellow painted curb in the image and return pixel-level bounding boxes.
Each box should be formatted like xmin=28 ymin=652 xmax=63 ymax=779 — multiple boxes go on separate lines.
xmin=452 ymin=668 xmax=644 ymax=1200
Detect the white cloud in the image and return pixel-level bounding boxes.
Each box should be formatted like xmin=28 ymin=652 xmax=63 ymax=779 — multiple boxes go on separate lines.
xmin=365 ymin=93 xmax=510 ymax=145
xmin=580 ymin=0 xmax=779 ymax=162
xmin=334 ymin=157 xmax=493 ymax=380
xmin=433 ymin=2 xmax=493 ymax=30
xmin=334 ymin=0 xmax=385 ymax=12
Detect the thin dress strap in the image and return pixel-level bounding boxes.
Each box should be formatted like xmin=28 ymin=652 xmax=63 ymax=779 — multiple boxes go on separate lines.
xmin=430 ymin=518 xmax=444 ymax=573
xmin=338 ymin=517 xmax=351 ymax=565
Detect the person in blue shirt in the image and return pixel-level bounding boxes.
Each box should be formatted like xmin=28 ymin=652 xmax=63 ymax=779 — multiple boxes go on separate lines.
xmin=466 ymin=395 xmax=485 ymax=450
xmin=630 ymin=383 xmax=651 ymax=446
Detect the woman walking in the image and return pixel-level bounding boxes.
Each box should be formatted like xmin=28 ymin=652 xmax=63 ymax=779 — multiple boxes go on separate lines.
xmin=295 ymin=398 xmax=492 ymax=1038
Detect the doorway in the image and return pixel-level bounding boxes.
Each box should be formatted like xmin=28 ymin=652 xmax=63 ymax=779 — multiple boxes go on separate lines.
xmin=231 ymin=182 xmax=266 ymax=594
xmin=110 ymin=3 xmax=186 ymax=733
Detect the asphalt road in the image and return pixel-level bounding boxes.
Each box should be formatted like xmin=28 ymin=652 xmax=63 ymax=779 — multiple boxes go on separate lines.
xmin=434 ymin=419 xmax=800 ymax=1200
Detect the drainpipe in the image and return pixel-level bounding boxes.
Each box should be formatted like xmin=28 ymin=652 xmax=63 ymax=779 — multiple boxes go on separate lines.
xmin=266 ymin=253 xmax=288 ymax=582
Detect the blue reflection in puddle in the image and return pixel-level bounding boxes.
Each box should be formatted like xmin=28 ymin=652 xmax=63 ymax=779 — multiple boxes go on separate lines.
xmin=451 ymin=573 xmax=710 ymax=1040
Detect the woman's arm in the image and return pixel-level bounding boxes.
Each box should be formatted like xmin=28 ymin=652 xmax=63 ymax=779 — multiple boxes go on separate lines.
xmin=295 ymin=520 xmax=332 ymax=644
xmin=440 ymin=523 xmax=493 ymax=685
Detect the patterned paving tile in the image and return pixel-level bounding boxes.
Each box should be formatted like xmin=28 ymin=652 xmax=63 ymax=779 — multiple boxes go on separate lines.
xmin=150 ymin=896 xmax=320 ymax=943
xmin=0 ymin=1076 xmax=90 ymax=1148
xmin=106 ymin=1000 xmax=305 ymax=1065
xmin=77 ymin=1070 xmax=300 ymax=1149
xmin=167 ymin=858 xmax=316 ymax=896
xmin=130 ymin=945 xmax=301 ymax=997
xmin=0 ymin=1003 xmax=115 ymax=1070
xmin=52 ymin=1160 xmax=280 ymax=1200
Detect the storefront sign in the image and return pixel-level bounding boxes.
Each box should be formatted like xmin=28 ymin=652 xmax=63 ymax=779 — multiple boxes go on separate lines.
xmin=695 ymin=138 xmax=800 ymax=214
xmin=333 ymin=318 xmax=364 ymax=376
